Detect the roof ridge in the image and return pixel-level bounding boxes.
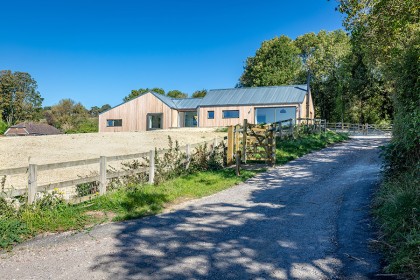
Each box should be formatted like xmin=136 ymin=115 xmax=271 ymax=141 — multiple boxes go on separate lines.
xmin=209 ymin=85 xmax=307 ymax=91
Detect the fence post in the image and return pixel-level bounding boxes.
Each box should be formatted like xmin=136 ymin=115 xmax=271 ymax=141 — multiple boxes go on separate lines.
xmin=213 ymin=137 xmax=218 ymax=151
xmin=271 ymin=127 xmax=276 ymax=165
xmin=186 ymin=144 xmax=191 ymax=169
xmin=149 ymin=150 xmax=155 ymax=184
xmin=227 ymin=126 xmax=234 ymax=165
xmin=279 ymin=123 xmax=283 ymax=139
xmin=289 ymin=119 xmax=293 ymax=136
xmin=28 ymin=164 xmax=37 ymax=205
xmin=99 ymin=156 xmax=107 ymax=195
xmin=242 ymin=119 xmax=247 ymax=163
xmin=235 ymin=150 xmax=241 ymax=176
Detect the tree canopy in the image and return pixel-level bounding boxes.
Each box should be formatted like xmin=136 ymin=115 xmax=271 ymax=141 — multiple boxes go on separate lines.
xmin=239 ymin=35 xmax=302 ymax=87
xmin=123 ymin=88 xmax=165 ymax=102
xmin=0 ymin=70 xmax=43 ymax=125
xmin=167 ymin=90 xmax=187 ymax=98
xmin=238 ymin=29 xmax=393 ymax=124
xmin=192 ymin=89 xmax=207 ymax=98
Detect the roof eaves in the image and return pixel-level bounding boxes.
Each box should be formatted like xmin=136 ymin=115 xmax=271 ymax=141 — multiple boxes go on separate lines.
xmin=199 ymin=102 xmax=302 ymax=108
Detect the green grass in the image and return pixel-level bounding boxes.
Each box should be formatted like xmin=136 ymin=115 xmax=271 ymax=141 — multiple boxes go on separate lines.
xmin=276 ymin=131 xmax=349 ymax=164
xmin=88 ymin=169 xmax=261 ymax=221
xmin=374 ymin=169 xmax=420 ymax=278
xmin=0 ymin=169 xmax=261 ymax=249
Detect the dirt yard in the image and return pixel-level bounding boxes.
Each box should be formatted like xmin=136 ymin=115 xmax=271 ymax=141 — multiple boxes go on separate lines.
xmin=0 ymin=128 xmax=225 ymax=194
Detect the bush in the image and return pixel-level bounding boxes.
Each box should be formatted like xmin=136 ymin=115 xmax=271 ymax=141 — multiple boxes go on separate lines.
xmin=0 ymin=197 xmax=29 ymax=249
xmin=65 ymin=118 xmax=98 ymax=134
xmin=0 ymin=118 xmax=8 ymax=134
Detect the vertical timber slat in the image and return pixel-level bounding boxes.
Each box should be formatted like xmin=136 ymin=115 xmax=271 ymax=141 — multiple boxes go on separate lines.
xmin=236 ymin=150 xmax=241 ymax=176
xmin=28 ymin=164 xmax=37 ymax=204
xmin=99 ymin=156 xmax=107 ymax=195
xmin=227 ymin=126 xmax=234 ymax=165
xmin=149 ymin=150 xmax=155 ymax=184
xmin=186 ymin=144 xmax=191 ymax=169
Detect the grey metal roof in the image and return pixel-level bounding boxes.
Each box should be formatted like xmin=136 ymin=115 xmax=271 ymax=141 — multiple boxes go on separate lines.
xmin=172 ymin=98 xmax=204 ymax=110
xmin=199 ymin=85 xmax=308 ymax=107
xmin=151 ymin=92 xmax=178 ymax=108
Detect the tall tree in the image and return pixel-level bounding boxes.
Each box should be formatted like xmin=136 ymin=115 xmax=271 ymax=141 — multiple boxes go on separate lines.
xmin=89 ymin=104 xmax=111 ymax=117
xmin=239 ymin=35 xmax=303 ymax=87
xmin=337 ymin=0 xmax=419 ymax=275
xmin=337 ymin=0 xmax=419 ymax=171
xmin=296 ymin=30 xmax=352 ymax=122
xmin=0 ymin=70 xmax=43 ymax=125
xmin=45 ymin=99 xmax=89 ymax=131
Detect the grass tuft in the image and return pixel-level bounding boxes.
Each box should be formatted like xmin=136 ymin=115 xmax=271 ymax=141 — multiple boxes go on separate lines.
xmin=374 ymin=169 xmax=420 ymax=278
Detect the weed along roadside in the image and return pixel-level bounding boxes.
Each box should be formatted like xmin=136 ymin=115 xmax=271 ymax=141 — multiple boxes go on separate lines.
xmin=0 ymin=128 xmax=348 ymax=250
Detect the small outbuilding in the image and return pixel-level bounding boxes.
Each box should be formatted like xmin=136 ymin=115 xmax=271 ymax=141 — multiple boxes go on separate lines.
xmin=4 ymin=122 xmax=62 ymax=136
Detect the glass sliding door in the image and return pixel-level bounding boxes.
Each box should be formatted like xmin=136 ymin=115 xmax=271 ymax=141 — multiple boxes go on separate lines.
xmin=147 ymin=113 xmax=163 ymax=130
xmin=255 ymin=107 xmax=296 ymax=124
xmin=184 ymin=111 xmax=197 ymax=127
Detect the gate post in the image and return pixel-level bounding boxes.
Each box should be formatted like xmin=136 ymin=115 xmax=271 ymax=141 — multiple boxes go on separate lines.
xmin=227 ymin=126 xmax=234 ymax=165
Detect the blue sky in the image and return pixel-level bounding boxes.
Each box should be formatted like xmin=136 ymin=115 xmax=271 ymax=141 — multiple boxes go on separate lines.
xmin=0 ymin=0 xmax=344 ymax=108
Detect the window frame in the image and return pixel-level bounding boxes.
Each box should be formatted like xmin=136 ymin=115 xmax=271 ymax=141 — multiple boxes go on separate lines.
xmin=207 ymin=111 xmax=215 ymax=119
xmin=106 ymin=119 xmax=123 ymax=127
xmin=222 ymin=110 xmax=240 ymax=119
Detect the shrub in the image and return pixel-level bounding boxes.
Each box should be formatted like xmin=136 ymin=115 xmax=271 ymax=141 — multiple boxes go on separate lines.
xmin=0 ymin=118 xmax=8 ymax=134
xmin=0 ymin=197 xmax=29 ymax=249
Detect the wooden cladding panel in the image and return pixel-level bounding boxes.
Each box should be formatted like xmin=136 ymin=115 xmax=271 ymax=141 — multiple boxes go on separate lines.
xmin=99 ymin=93 xmax=175 ymax=132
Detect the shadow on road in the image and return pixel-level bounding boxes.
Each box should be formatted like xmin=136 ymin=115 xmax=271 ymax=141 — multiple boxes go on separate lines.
xmin=91 ymin=138 xmax=388 ymax=279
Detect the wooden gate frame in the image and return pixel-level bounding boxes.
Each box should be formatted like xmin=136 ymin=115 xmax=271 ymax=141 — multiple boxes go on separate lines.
xmin=227 ymin=119 xmax=276 ymax=166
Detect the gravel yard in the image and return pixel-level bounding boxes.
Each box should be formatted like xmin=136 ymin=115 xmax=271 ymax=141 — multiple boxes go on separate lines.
xmin=0 ymin=128 xmax=225 ymax=193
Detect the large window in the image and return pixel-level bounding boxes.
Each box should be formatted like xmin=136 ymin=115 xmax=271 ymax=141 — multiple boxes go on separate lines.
xmin=222 ymin=110 xmax=239 ymax=119
xmin=107 ymin=119 xmax=122 ymax=127
xmin=184 ymin=111 xmax=197 ymax=127
xmin=207 ymin=111 xmax=214 ymax=119
xmin=255 ymin=107 xmax=296 ymax=124
xmin=147 ymin=114 xmax=163 ymax=130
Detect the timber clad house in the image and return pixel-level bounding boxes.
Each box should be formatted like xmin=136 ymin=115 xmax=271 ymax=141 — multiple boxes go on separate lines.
xmin=99 ymin=85 xmax=314 ymax=132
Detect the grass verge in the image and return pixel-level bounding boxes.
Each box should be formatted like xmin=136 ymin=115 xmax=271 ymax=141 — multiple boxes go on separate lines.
xmin=0 ymin=169 xmax=261 ymax=250
xmin=374 ymin=169 xmax=420 ymax=278
xmin=276 ymin=131 xmax=349 ymax=164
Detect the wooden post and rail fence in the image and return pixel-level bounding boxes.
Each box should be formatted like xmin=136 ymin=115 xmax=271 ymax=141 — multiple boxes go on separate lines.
xmin=1 ymin=120 xmax=388 ymax=204
xmin=0 ymin=137 xmax=221 ymax=205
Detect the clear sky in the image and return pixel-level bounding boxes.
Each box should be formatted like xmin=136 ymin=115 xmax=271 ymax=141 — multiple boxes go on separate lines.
xmin=0 ymin=0 xmax=344 ymax=108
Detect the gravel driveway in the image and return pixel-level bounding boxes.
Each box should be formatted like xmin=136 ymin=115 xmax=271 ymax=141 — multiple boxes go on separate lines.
xmin=0 ymin=136 xmax=389 ymax=279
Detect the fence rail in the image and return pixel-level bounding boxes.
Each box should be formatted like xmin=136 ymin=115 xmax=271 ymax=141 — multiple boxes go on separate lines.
xmin=0 ymin=137 xmax=222 ymax=204
xmin=326 ymin=122 xmax=392 ymax=135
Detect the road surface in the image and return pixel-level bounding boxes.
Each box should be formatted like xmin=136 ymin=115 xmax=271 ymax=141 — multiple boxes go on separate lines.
xmin=0 ymin=136 xmax=389 ymax=279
